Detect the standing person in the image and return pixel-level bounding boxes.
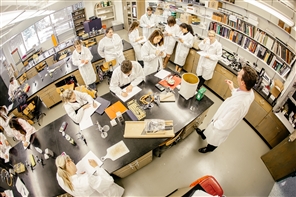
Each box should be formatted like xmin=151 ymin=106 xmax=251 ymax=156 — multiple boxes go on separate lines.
xmin=72 ymin=40 xmax=97 ymax=90
xmin=110 ymin=60 xmax=144 ymax=97
xmin=98 ymin=27 xmax=125 ymax=69
xmin=8 ymin=77 xmax=20 ymax=101
xmin=163 ymin=16 xmax=181 ymax=68
xmin=128 ymin=21 xmax=144 ymax=67
xmin=140 ymin=7 xmax=157 ymax=39
xmin=0 ymin=106 xmax=14 ymax=138
xmin=196 ymin=30 xmax=222 ymax=89
xmin=174 ymin=23 xmax=194 ymax=73
xmin=61 ymin=89 xmax=97 ymax=124
xmin=196 ymin=66 xmax=257 ymax=153
xmin=56 ymin=153 xmax=124 ymax=196
xmin=8 ymin=117 xmax=37 ymax=148
xmin=141 ymin=30 xmax=166 ymax=76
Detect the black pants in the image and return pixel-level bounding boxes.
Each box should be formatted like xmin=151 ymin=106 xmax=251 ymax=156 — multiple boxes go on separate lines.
xmin=138 ymin=60 xmax=144 ymax=68
xmin=198 ymin=76 xmax=206 ymax=90
xmin=206 ymin=144 xmax=217 ymax=152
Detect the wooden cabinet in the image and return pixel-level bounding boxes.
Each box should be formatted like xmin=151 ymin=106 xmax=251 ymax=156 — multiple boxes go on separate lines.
xmin=26 ymin=67 xmax=38 ymax=80
xmin=72 ymin=8 xmax=86 ymax=36
xmin=261 ymin=136 xmax=296 ymax=181
xmin=182 ymin=109 xmax=209 ymax=139
xmin=112 ymin=150 xmax=152 ymax=178
xmin=38 ymin=84 xmax=61 ymax=108
xmin=122 ymin=0 xmax=145 ymax=30
xmin=205 ymin=64 xmax=233 ymax=98
xmin=256 ymin=112 xmax=289 ymax=148
xmin=183 ymin=49 xmax=200 ymax=73
xmin=123 ymin=49 xmax=135 ymax=61
xmin=94 ymin=4 xmax=115 ymax=27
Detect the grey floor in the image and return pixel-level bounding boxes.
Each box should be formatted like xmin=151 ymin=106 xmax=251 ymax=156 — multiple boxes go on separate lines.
xmin=14 ymin=29 xmax=295 ymax=197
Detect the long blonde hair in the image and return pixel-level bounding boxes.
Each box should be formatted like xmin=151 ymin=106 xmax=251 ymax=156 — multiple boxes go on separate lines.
xmin=56 ymin=155 xmax=74 ymax=191
xmin=61 ymin=89 xmax=74 ymax=102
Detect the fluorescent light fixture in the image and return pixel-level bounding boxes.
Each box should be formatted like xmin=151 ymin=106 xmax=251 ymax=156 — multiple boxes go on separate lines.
xmin=0 ymin=10 xmax=24 ymax=28
xmin=10 ymin=10 xmax=39 ymax=23
xmin=245 ymin=0 xmax=294 ymax=26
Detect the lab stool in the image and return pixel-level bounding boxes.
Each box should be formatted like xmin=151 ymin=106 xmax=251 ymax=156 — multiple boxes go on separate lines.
xmin=190 ymin=175 xmax=224 ymax=197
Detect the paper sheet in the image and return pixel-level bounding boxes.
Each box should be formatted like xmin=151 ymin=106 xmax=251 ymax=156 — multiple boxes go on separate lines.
xmin=137 ymin=36 xmax=147 ymax=44
xmin=154 ymin=70 xmax=171 ymax=79
xmin=8 ymin=104 xmax=13 ymax=111
xmin=116 ymin=86 xmax=142 ymax=102
xmin=197 ymin=51 xmax=207 ymax=57
xmin=192 ymin=189 xmax=218 ymax=196
xmin=79 ymin=100 xmax=101 ymax=130
xmin=4 ymin=190 xmax=14 ymax=197
xmin=16 ymin=177 xmax=29 ymax=197
xmin=76 ymin=151 xmax=103 ymax=175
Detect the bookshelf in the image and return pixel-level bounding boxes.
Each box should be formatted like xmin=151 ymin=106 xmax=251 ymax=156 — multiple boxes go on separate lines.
xmin=72 ymin=8 xmax=86 ymax=36
xmin=122 ymin=0 xmax=145 ymax=30
xmin=94 ymin=3 xmax=115 ymax=27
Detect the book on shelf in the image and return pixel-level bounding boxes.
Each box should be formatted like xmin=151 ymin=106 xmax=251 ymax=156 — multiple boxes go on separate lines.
xmin=280 ymin=64 xmax=291 ymax=78
xmin=232 ymin=31 xmax=237 ymax=42
xmin=264 ymin=51 xmax=271 ymax=63
xmin=265 ymin=36 xmax=274 ymax=50
xmin=268 ymin=55 xmax=277 ymax=67
xmin=256 ymin=45 xmax=266 ymax=60
xmin=229 ymin=30 xmax=234 ymax=41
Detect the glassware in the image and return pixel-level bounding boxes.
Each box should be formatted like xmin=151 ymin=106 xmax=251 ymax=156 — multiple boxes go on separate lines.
xmin=96 ymin=121 xmax=110 ymax=138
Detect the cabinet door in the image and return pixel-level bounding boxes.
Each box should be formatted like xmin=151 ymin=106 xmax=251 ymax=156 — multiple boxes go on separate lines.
xmin=135 ymin=150 xmax=153 ymax=170
xmin=183 ymin=49 xmax=196 ymax=72
xmin=124 ymin=50 xmax=135 ymax=61
xmin=256 ymin=112 xmax=289 ymax=148
xmin=205 ymin=71 xmax=226 ymax=97
xmin=26 ymin=68 xmax=38 ymax=79
xmin=192 ymin=52 xmax=200 ymax=74
xmin=112 ymin=163 xmax=137 ymax=178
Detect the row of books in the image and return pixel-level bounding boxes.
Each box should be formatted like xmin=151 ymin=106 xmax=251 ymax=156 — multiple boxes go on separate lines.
xmin=253 ymin=29 xmax=274 ymax=50
xmin=271 ymin=41 xmax=295 ymax=64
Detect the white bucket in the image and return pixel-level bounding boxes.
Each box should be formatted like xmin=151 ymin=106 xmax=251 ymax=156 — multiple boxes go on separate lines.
xmin=179 ymin=73 xmax=199 ymax=100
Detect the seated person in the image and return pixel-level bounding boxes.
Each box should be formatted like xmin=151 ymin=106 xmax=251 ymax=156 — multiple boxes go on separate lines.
xmin=56 ymin=153 xmax=124 ymax=196
xmin=8 ymin=77 xmax=20 ymax=101
xmin=109 ymin=60 xmax=144 ymax=97
xmin=61 ymin=89 xmax=97 ymax=123
xmin=0 ymin=130 xmax=11 ymax=161
xmin=8 ymin=117 xmax=37 ymax=148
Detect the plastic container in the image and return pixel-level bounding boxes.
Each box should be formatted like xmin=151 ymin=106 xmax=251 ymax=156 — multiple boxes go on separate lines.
xmin=179 ymin=73 xmax=199 ymax=100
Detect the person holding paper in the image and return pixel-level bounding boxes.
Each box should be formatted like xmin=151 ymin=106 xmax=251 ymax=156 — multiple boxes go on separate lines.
xmin=163 ymin=16 xmax=181 ymax=68
xmin=140 ymin=6 xmax=157 ymax=39
xmin=141 ymin=30 xmax=166 ymax=76
xmin=8 ymin=117 xmax=37 ymax=148
xmin=8 ymin=77 xmax=20 ymax=101
xmin=128 ymin=21 xmax=144 ymax=67
xmin=196 ymin=30 xmax=222 ymax=89
xmin=174 ymin=23 xmax=194 ymax=73
xmin=61 ymin=89 xmax=97 ymax=124
xmin=72 ymin=40 xmax=97 ymax=90
xmin=56 ymin=154 xmax=124 ymax=197
xmin=98 ymin=27 xmax=125 ymax=69
xmin=110 ymin=60 xmax=144 ymax=97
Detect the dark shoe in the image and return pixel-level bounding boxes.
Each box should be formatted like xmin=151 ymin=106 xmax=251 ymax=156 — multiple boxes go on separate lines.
xmin=198 ymin=147 xmax=209 ymax=153
xmin=195 ymin=128 xmax=206 ymax=140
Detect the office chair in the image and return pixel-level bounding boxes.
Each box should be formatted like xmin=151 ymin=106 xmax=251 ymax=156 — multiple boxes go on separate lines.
xmin=18 ymin=73 xmax=27 ymax=85
xmin=27 ymin=96 xmax=46 ymax=126
xmin=100 ymin=59 xmax=116 ymax=84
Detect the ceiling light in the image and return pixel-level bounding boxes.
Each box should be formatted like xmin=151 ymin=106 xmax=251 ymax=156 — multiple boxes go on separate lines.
xmin=245 ymin=0 xmax=294 ymax=26
xmin=10 ymin=10 xmax=39 ymax=23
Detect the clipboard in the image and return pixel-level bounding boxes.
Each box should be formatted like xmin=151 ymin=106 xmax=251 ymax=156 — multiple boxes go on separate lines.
xmin=95 ymin=97 xmax=111 ymax=115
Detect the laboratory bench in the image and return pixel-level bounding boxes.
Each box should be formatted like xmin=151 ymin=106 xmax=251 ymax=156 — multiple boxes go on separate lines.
xmin=7 ymin=71 xmax=214 ymax=196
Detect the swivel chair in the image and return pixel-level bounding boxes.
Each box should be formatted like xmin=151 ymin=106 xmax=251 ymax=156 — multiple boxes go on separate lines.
xmin=24 ymin=96 xmax=46 ymax=126
xmin=100 ymin=59 xmax=116 ymax=84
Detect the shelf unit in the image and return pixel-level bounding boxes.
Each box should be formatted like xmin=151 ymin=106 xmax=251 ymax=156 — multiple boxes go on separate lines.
xmin=122 ymin=0 xmax=145 ymax=30
xmin=72 ymin=8 xmax=86 ymax=36
xmin=94 ymin=3 xmax=115 ymax=27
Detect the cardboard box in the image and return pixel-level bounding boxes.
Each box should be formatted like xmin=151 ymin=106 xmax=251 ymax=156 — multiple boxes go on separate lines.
xmin=208 ymin=0 xmax=223 ymax=10
xmin=270 ymin=79 xmax=284 ymax=98
xmin=180 ymin=13 xmax=193 ymax=24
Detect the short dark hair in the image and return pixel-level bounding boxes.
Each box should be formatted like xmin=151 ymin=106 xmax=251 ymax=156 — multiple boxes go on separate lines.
xmin=242 ymin=66 xmax=257 ymax=91
xmin=167 ymin=16 xmax=176 ymax=26
xmin=10 ymin=77 xmax=14 ymax=83
xmin=105 ymin=27 xmax=113 ymax=35
xmin=74 ymin=40 xmax=82 ymax=47
xmin=147 ymin=7 xmax=153 ymax=11
xmin=121 ymin=60 xmax=132 ymax=74
xmin=148 ymin=30 xmax=164 ymax=46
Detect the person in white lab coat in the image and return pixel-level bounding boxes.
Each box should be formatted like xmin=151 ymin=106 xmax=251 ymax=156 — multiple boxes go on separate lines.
xmin=141 ymin=30 xmax=166 ymax=76
xmin=56 ymin=154 xmax=124 ymax=197
xmin=8 ymin=77 xmax=20 ymax=101
xmin=163 ymin=16 xmax=181 ymax=68
xmin=72 ymin=40 xmax=97 ymax=90
xmin=174 ymin=23 xmax=194 ymax=73
xmin=196 ymin=30 xmax=222 ymax=89
xmin=110 ymin=60 xmax=144 ymax=97
xmin=196 ymin=66 xmax=257 ymax=153
xmin=140 ymin=7 xmax=157 ymax=39
xmin=98 ymin=27 xmax=125 ymax=69
xmin=61 ymin=89 xmax=97 ymax=124
xmin=128 ymin=21 xmax=144 ymax=67
xmin=0 ymin=131 xmax=11 ymax=161
xmin=0 ymin=106 xmax=14 ymax=137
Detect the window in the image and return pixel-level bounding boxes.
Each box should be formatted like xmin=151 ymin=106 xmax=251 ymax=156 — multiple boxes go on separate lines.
xmin=50 ymin=7 xmax=74 ymax=35
xmin=22 ymin=25 xmax=39 ymax=51
xmin=36 ymin=16 xmax=54 ymax=43
xmin=9 ymin=34 xmax=27 ymax=58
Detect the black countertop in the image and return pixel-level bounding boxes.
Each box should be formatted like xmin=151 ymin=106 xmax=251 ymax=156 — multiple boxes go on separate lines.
xmin=8 ymin=71 xmax=214 ymax=197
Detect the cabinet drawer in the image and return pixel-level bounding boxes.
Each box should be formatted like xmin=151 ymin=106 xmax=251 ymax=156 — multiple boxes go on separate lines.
xmin=135 ymin=150 xmax=153 ymax=170
xmin=215 ymin=64 xmax=233 ymax=79
xmin=254 ymin=91 xmax=272 ymax=112
xmin=26 ymin=68 xmax=38 ymax=79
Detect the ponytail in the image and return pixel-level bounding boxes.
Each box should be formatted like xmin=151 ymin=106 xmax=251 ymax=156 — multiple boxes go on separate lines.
xmin=9 ymin=117 xmax=26 ymax=135
xmin=56 ymin=155 xmax=74 ymax=191
xmin=180 ymin=23 xmax=194 ymax=35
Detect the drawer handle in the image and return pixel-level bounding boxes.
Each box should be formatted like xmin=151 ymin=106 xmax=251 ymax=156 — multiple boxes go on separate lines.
xmin=129 ymin=164 xmax=134 ymax=170
xmin=259 ymin=100 xmax=265 ymax=105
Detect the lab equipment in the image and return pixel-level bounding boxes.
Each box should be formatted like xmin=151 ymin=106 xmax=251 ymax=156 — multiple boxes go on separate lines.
xmin=196 ymin=87 xmax=207 ymax=101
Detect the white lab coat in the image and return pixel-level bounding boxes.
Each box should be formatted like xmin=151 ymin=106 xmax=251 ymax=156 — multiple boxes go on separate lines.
xmin=0 ymin=133 xmax=11 ymax=161
xmin=98 ymin=34 xmax=125 ymax=68
xmin=11 ymin=118 xmax=37 ymax=144
xmin=204 ymin=88 xmax=255 ymax=146
xmin=196 ymin=39 xmax=222 ymax=80
xmin=141 ymin=41 xmax=166 ymax=76
xmin=57 ymin=166 xmax=124 ymax=197
xmin=8 ymin=79 xmax=20 ymax=99
xmin=164 ymin=24 xmax=181 ymax=55
xmin=110 ymin=61 xmax=145 ymax=95
xmin=174 ymin=32 xmax=194 ymax=66
xmin=128 ymin=29 xmax=142 ymax=61
xmin=0 ymin=106 xmax=14 ymax=137
xmin=63 ymin=91 xmax=94 ymax=123
xmin=72 ymin=46 xmax=96 ymax=86
xmin=140 ymin=14 xmax=157 ymax=39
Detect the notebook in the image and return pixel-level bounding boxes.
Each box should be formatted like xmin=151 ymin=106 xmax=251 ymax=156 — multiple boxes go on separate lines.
xmin=95 ymin=97 xmax=111 ymax=115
